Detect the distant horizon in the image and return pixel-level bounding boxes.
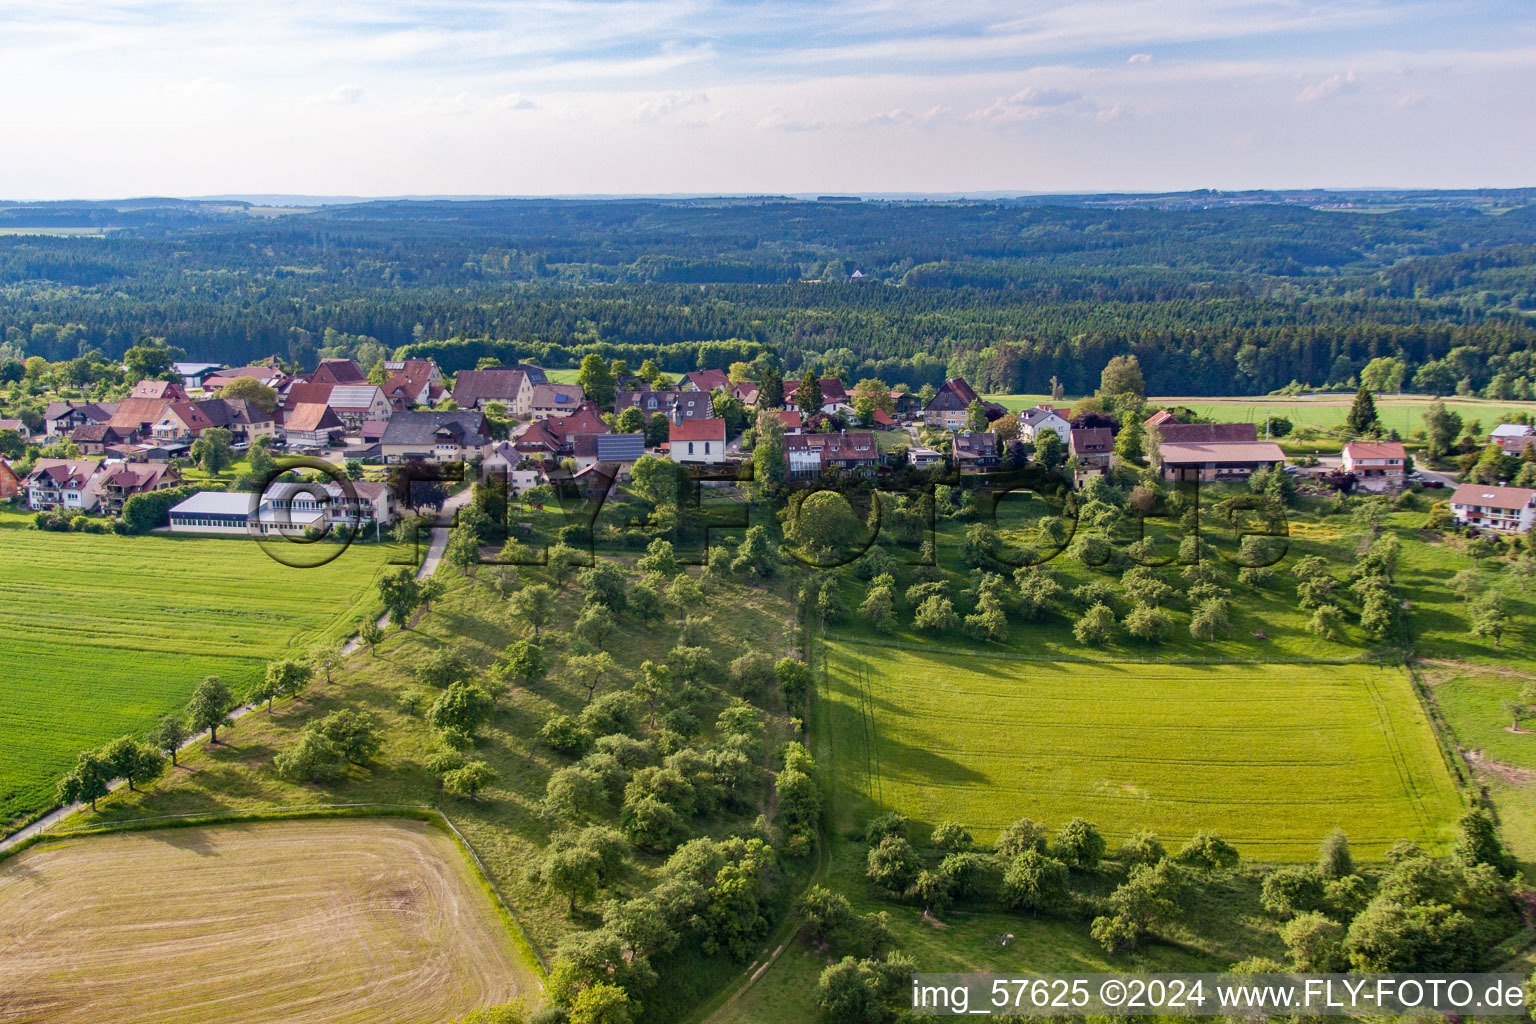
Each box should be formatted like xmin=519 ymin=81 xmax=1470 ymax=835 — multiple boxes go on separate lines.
xmin=2 ymin=185 xmax=1534 ymax=208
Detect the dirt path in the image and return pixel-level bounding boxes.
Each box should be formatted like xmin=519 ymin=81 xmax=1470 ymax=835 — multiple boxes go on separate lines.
xmin=2 ymin=490 xmax=471 ymax=855
xmin=340 ymin=489 xmax=468 ymax=655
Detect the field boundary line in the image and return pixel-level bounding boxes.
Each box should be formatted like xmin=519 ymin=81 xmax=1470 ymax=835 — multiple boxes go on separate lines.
xmin=0 ymin=802 xmax=550 ymax=983
xmin=825 ymin=634 xmax=1379 ymax=666
xmin=1404 ymin=660 xmax=1474 ymax=802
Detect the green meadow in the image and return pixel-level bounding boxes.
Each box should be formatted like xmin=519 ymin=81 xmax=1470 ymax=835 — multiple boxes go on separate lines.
xmin=0 ymin=521 xmax=391 ymax=828
xmin=821 ymin=642 xmax=1464 ymax=862
xmin=984 ymin=392 xmax=1536 ymax=438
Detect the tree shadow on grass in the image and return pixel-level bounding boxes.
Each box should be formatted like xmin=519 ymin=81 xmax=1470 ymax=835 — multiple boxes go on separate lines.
xmin=142 ymin=826 xmax=220 ymax=856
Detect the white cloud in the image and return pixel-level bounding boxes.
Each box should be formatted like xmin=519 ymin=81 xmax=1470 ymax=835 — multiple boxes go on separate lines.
xmin=498 ymin=93 xmax=536 ymax=110
xmin=1296 ymin=70 xmax=1360 ymax=103
xmin=632 ymin=92 xmax=710 ymax=123
xmin=756 ymin=107 xmax=828 ymax=132
xmin=1128 ymin=53 xmax=1152 ymax=64
xmin=307 ymin=83 xmax=364 ymax=105
xmin=968 ymin=86 xmax=1120 ymax=125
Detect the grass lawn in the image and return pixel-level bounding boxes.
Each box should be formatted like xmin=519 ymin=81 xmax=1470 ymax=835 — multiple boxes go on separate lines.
xmin=1424 ymin=667 xmax=1536 ymax=871
xmin=0 ymin=521 xmax=392 ymax=830
xmin=0 ymin=818 xmax=538 ymax=1023
xmin=821 ymin=642 xmax=1464 ymax=861
xmin=1429 ymin=669 xmax=1536 ymax=770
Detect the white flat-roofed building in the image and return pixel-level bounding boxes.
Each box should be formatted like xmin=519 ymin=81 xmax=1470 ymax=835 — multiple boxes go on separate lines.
xmin=167 ymin=491 xmax=322 ymax=536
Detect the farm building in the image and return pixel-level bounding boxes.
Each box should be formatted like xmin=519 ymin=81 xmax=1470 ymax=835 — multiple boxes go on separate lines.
xmin=1157 ymin=440 xmax=1286 ymax=482
xmin=922 ymin=378 xmax=979 ymax=430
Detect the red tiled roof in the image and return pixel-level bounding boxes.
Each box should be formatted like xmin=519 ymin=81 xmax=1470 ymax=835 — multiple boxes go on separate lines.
xmin=284 ymin=402 xmax=343 ymax=432
xmin=1449 ymin=484 xmax=1536 ymax=511
xmin=669 ymin=418 xmax=725 ymax=442
xmin=1343 ymin=442 xmax=1406 ymax=460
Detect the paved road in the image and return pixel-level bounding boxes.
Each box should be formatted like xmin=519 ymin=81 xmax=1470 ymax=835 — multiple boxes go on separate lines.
xmin=342 ymin=487 xmax=470 ymax=654
xmin=1 ymin=487 xmax=473 ymax=855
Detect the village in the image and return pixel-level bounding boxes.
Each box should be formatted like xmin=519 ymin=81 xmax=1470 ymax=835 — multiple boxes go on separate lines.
xmin=2 ymin=352 xmax=1535 ymax=539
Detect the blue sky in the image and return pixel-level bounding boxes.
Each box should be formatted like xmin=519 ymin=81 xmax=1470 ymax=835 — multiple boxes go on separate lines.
xmin=1 ymin=0 xmax=1533 ymax=196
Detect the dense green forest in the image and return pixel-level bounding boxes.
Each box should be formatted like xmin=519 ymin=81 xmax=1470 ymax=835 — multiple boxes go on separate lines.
xmin=2 ymin=193 xmax=1535 ymax=395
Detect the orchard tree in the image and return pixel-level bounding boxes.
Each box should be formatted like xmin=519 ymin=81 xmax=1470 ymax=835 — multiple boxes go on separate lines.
xmin=101 ymin=735 xmax=165 ymax=793
xmin=427 ymin=681 xmax=497 ymax=736
xmin=509 ymin=582 xmax=554 ymax=635
xmin=150 ymin=714 xmax=188 ymax=766
xmin=58 ymin=749 xmax=113 ymax=810
xmin=443 ymin=761 xmax=498 ymax=800
xmin=187 ymin=675 xmax=235 ymax=743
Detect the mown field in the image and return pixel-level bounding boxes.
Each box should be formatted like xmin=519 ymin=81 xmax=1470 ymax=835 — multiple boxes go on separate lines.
xmin=821 ymin=641 xmax=1464 ymax=861
xmin=0 ymin=818 xmax=537 ymax=1024
xmin=985 ymin=392 xmax=1536 ymax=438
xmin=0 ymin=520 xmax=391 ymax=829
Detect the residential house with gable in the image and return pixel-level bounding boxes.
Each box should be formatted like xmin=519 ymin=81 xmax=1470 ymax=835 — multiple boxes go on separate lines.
xmin=130 ymin=379 xmax=189 ymax=402
xmin=668 ymin=417 xmax=726 ymax=466
xmin=453 ymin=368 xmax=533 ymax=415
xmin=0 ymin=459 xmax=21 ymax=501
xmin=379 ymin=410 xmax=491 ymax=464
xmin=1449 ymin=484 xmax=1536 ymax=533
xmin=681 ymin=369 xmax=731 ymax=394
xmin=1492 ymin=424 xmax=1535 ymax=455
xmin=1342 ymin=441 xmax=1408 ymax=489
xmin=530 ymin=382 xmax=586 ymax=418
xmin=96 ymin=463 xmax=182 ymax=515
xmin=615 ymin=389 xmax=716 ymax=422
xmin=952 ymin=431 xmax=1000 ymax=472
xmin=44 ymin=400 xmax=115 ymax=437
xmin=24 ymin=458 xmax=105 ymax=511
xmin=922 ymin=378 xmax=980 ymax=430
xmin=785 ymin=431 xmax=879 ymax=477
xmin=1018 ymin=406 xmax=1071 ymax=445
xmin=311 ymin=358 xmax=368 ymax=386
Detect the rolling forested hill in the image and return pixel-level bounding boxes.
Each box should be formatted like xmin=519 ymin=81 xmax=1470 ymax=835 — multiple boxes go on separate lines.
xmin=1 ymin=191 xmax=1535 ymax=395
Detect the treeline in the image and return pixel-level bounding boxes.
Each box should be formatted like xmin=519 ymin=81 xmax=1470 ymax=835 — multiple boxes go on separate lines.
xmin=2 ymin=198 xmax=1536 ymax=393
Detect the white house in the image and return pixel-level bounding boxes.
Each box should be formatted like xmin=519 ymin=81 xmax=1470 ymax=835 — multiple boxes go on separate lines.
xmin=1018 ymin=406 xmax=1071 ymax=445
xmin=1449 ymin=484 xmax=1536 ymax=533
xmin=668 ymin=417 xmax=726 ymax=465
xmin=1342 ymin=441 xmax=1408 ymax=490
xmin=24 ymin=458 xmax=105 ymax=511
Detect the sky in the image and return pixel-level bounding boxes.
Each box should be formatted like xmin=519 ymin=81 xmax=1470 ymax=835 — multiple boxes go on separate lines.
xmin=1 ymin=0 xmax=1533 ymax=197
